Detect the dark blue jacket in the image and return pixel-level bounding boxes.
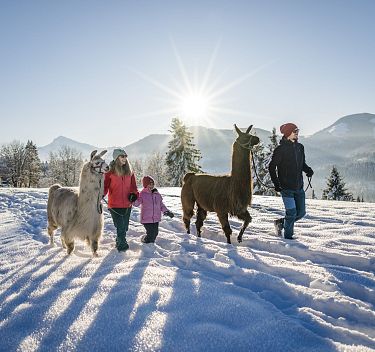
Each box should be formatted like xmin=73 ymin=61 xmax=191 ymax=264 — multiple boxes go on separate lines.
xmin=268 ymin=137 xmax=313 ymax=191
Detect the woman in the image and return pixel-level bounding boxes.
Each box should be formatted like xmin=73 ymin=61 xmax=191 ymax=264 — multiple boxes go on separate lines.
xmin=103 ymin=148 xmax=138 ymax=251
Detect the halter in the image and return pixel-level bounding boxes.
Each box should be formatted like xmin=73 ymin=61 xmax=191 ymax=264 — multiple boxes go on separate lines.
xmin=235 ymin=137 xmax=256 ymax=150
xmin=90 ymin=160 xmax=107 ymax=214
xmin=91 ymin=160 xmax=107 ymax=174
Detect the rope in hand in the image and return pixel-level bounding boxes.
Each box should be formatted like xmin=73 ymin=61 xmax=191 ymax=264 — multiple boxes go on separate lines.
xmin=250 ymin=150 xmax=313 ymax=193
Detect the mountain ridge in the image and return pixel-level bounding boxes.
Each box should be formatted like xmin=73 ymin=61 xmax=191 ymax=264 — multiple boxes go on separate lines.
xmin=37 ymin=113 xmax=375 ymax=200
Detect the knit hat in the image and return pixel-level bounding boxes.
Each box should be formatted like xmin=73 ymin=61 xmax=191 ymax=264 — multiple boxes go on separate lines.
xmin=280 ymin=123 xmax=298 ymax=138
xmin=142 ymin=175 xmax=155 ymax=188
xmin=112 ymin=148 xmax=127 ymax=160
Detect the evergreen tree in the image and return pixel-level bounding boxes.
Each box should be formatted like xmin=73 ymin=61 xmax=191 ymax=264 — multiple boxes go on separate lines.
xmin=252 ymin=127 xmax=279 ymax=196
xmin=322 ymin=166 xmax=353 ymax=201
xmin=165 ymin=117 xmax=202 ymax=186
xmin=312 ymin=189 xmax=317 ymax=199
xmin=24 ymin=140 xmax=42 ymax=187
xmin=252 ymin=141 xmax=269 ymax=195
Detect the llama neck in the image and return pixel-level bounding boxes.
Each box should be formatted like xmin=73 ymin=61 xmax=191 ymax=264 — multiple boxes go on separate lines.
xmin=231 ymin=142 xmax=251 ymax=192
xmin=77 ymin=164 xmax=103 ymax=209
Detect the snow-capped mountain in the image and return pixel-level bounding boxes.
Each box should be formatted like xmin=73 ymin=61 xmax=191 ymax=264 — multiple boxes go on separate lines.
xmin=38 ymin=136 xmax=98 ymax=161
xmin=37 ymin=114 xmax=375 ymax=201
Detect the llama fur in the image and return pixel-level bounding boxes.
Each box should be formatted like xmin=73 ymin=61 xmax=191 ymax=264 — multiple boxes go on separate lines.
xmin=47 ymin=150 xmax=109 ymax=256
xmin=181 ymin=125 xmax=260 ymax=244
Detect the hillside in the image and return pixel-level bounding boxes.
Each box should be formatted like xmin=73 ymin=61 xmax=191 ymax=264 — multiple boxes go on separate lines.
xmin=0 ymin=188 xmax=374 ymax=351
xmin=37 ymin=114 xmax=375 ymax=201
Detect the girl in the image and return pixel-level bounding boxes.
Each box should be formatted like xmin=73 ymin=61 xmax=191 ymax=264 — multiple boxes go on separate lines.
xmin=134 ymin=175 xmax=174 ymax=243
xmin=103 ymin=148 xmax=138 ymax=251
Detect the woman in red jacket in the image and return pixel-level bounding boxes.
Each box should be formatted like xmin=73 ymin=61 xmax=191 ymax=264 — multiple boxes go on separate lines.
xmin=103 ymin=148 xmax=138 ymax=251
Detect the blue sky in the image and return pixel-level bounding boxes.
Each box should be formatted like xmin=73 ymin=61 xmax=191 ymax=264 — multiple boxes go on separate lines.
xmin=1 ymin=0 xmax=374 ymax=147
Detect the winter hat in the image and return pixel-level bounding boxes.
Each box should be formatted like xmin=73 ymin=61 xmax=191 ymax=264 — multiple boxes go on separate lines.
xmin=280 ymin=123 xmax=298 ymax=138
xmin=112 ymin=148 xmax=127 ymax=160
xmin=142 ymin=175 xmax=155 ymax=188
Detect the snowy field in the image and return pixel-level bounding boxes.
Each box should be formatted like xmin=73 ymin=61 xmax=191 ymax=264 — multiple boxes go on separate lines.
xmin=0 ymin=188 xmax=374 ymax=352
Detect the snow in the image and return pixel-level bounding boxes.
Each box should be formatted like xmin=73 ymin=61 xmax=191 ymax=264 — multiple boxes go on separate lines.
xmin=0 ymin=188 xmax=374 ymax=351
xmin=328 ymin=123 xmax=349 ymax=137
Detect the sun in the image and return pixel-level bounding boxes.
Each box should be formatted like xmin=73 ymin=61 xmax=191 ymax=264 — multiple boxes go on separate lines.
xmin=180 ymin=94 xmax=210 ymax=122
xmin=131 ymin=41 xmax=275 ymax=126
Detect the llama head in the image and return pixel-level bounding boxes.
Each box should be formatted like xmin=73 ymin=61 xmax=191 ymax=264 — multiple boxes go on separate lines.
xmin=234 ymin=124 xmax=260 ymax=149
xmin=90 ymin=150 xmax=109 ymax=174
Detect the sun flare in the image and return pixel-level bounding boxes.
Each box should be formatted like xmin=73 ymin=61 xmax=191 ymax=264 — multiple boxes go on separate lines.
xmin=180 ymin=94 xmax=209 ymax=121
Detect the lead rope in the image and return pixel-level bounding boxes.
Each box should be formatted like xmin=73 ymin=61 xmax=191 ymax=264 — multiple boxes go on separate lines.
xmin=97 ymin=177 xmax=103 ymax=214
xmin=250 ymin=150 xmax=313 ymax=193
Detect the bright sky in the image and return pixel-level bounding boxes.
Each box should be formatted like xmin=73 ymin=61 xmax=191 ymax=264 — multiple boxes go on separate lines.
xmin=1 ymin=0 xmax=374 ymax=147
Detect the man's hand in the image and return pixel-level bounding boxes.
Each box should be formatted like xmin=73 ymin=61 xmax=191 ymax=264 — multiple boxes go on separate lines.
xmin=306 ymin=169 xmax=314 ymax=177
xmin=274 ymin=184 xmax=282 ymax=192
xmin=128 ymin=193 xmax=137 ymax=202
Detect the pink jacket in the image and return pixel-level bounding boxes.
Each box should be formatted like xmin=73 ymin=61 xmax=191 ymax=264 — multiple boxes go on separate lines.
xmin=134 ymin=188 xmax=168 ymax=224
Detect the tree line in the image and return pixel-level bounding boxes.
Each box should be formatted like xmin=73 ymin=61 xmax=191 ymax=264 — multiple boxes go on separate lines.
xmin=0 ymin=118 xmax=362 ymax=202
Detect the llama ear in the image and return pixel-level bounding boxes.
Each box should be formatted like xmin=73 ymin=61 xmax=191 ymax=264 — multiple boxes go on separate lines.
xmin=245 ymin=125 xmax=253 ymax=134
xmin=98 ymin=150 xmax=107 ymax=158
xmin=90 ymin=150 xmax=97 ymax=160
xmin=234 ymin=124 xmax=243 ymax=136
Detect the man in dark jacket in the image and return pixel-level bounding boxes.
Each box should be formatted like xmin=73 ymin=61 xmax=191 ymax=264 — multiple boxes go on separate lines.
xmin=268 ymin=123 xmax=314 ymax=239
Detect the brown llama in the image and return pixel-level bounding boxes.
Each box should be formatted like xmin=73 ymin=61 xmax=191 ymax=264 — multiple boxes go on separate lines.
xmin=47 ymin=150 xmax=109 ymax=256
xmin=181 ymin=125 xmax=259 ymax=244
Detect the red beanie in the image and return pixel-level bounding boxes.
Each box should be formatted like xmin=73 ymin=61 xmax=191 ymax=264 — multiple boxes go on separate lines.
xmin=280 ymin=123 xmax=298 ymax=138
xmin=142 ymin=175 xmax=155 ymax=188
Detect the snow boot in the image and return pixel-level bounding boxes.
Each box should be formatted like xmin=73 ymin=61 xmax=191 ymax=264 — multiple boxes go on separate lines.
xmin=274 ymin=218 xmax=284 ymax=237
xmin=116 ymin=235 xmax=129 ymax=252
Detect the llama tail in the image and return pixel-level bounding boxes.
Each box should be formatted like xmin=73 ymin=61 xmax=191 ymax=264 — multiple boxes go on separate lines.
xmin=183 ymin=172 xmax=195 ymax=184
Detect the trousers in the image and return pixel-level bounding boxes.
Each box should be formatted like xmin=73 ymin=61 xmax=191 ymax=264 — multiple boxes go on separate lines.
xmin=280 ymin=188 xmax=306 ymax=238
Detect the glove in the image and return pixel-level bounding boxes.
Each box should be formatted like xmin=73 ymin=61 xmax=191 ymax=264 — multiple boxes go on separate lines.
xmin=274 ymin=184 xmax=282 ymax=192
xmin=164 ymin=210 xmax=174 ymax=218
xmin=128 ymin=193 xmax=138 ymax=202
xmin=306 ymin=169 xmax=314 ymax=177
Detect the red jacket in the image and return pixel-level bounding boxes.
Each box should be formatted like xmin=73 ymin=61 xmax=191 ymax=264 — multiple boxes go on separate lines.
xmin=103 ymin=172 xmax=138 ymax=208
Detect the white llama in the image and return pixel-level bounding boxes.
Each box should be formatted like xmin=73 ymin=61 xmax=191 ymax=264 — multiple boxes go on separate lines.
xmin=47 ymin=150 xmax=109 ymax=256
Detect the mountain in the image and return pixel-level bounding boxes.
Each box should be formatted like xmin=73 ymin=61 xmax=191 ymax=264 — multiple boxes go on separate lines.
xmin=37 ymin=114 xmax=375 ymax=201
xmin=38 ymin=136 xmax=98 ymax=161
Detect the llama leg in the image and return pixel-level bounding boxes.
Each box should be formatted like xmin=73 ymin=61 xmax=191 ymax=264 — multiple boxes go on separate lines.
xmin=47 ymin=222 xmax=57 ymax=246
xmin=217 ymin=214 xmax=232 ymax=244
xmin=237 ymin=210 xmax=252 ymax=243
xmin=183 ymin=208 xmax=194 ymax=234
xmin=195 ymin=206 xmax=207 ymax=238
xmin=62 ymin=230 xmax=74 ymax=255
xmin=91 ymin=240 xmax=99 ymax=257
xmin=181 ymin=185 xmax=195 ymax=234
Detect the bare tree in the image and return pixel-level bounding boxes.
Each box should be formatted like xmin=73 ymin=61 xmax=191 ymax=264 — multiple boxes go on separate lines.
xmin=144 ymin=151 xmax=169 ymax=187
xmin=0 ymin=140 xmax=27 ymax=187
xmin=131 ymin=158 xmax=144 ymax=187
xmin=49 ymin=146 xmax=83 ymax=186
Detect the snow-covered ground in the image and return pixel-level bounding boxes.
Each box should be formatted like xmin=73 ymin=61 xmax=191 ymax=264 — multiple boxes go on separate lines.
xmin=0 ymin=188 xmax=374 ymax=352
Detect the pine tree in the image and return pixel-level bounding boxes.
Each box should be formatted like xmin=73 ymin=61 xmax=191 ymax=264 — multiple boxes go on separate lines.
xmin=252 ymin=141 xmax=269 ymax=195
xmin=165 ymin=117 xmax=202 ymax=186
xmin=24 ymin=140 xmax=42 ymax=187
xmin=322 ymin=166 xmax=353 ymax=201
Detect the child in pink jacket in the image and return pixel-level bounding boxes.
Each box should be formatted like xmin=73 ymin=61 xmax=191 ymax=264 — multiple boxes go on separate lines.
xmin=133 ymin=176 xmax=174 ymax=243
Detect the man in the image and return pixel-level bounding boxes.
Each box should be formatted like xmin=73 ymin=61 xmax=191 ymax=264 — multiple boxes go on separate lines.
xmin=268 ymin=123 xmax=314 ymax=239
